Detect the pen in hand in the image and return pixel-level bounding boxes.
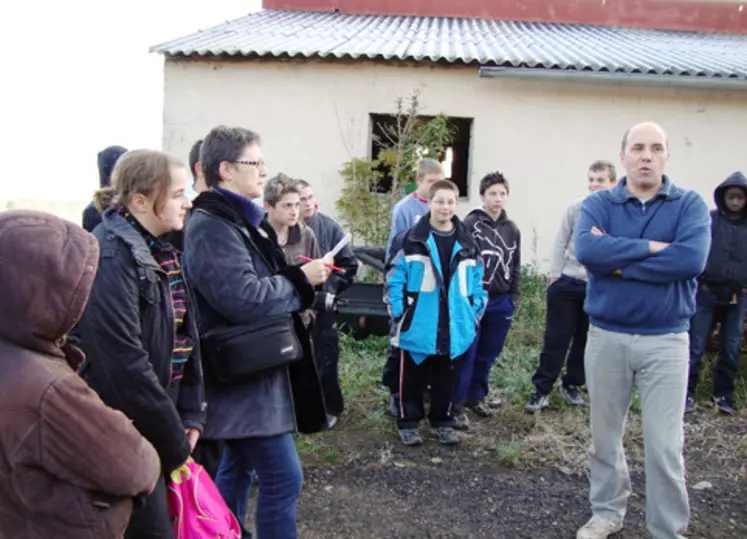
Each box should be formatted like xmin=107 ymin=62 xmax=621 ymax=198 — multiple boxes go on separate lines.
xmin=297 ymin=255 xmax=344 ymax=272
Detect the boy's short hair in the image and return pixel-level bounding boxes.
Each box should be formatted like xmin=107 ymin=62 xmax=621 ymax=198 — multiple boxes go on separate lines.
xmin=188 ymin=139 xmax=203 ymax=179
xmin=479 ymin=171 xmax=509 ymax=196
xmin=201 ymin=126 xmax=261 ymax=189
xmin=428 ymin=179 xmax=459 ymax=201
xmin=294 ymin=178 xmax=311 ymax=189
xmin=263 ymin=173 xmax=300 ymax=207
xmin=417 ymin=158 xmax=443 ymax=178
xmin=589 ymin=160 xmax=617 ymax=181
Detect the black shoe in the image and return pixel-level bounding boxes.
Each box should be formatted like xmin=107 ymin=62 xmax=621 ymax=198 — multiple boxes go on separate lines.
xmin=387 ymin=395 xmax=400 ymax=418
xmin=561 ymin=385 xmax=586 ymax=407
xmin=684 ymin=394 xmax=696 ymax=414
xmin=524 ymin=391 xmax=550 ymax=414
xmin=715 ymin=396 xmax=736 ymax=415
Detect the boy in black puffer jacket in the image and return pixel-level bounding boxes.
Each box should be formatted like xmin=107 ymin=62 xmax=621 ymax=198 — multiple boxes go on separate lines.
xmin=687 ymin=171 xmax=747 ymax=415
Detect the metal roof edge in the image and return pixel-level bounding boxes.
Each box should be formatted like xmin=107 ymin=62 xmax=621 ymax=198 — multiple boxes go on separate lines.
xmin=479 ymin=67 xmax=747 ymax=89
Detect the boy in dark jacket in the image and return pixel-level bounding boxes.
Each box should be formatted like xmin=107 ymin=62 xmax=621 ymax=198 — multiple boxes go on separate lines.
xmin=298 ymin=179 xmax=359 ymax=426
xmin=455 ymin=172 xmax=521 ymax=426
xmin=386 ymin=180 xmax=487 ymax=446
xmin=687 ymin=171 xmax=747 ymax=415
xmin=82 ymin=145 xmax=128 ymax=232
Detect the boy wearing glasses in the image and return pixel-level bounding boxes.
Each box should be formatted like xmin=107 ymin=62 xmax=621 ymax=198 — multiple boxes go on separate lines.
xmin=385 ymin=180 xmax=486 ymax=446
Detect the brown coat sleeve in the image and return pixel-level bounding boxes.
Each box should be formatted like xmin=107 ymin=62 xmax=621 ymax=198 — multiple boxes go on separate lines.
xmin=39 ymin=374 xmax=161 ymax=498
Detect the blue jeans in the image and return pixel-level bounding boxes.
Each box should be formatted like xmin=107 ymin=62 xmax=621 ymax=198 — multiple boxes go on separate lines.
xmin=216 ymin=434 xmax=302 ymax=539
xmin=453 ymin=295 xmax=514 ymax=405
xmin=688 ymin=287 xmax=746 ymax=400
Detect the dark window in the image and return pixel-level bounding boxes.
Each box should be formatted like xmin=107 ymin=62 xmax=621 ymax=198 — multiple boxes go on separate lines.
xmin=369 ymin=114 xmax=473 ymax=198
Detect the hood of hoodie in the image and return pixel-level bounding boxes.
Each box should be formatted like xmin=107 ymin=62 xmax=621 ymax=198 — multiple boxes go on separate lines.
xmin=0 ymin=210 xmax=99 ymax=359
xmin=97 ymin=145 xmax=128 ymax=188
xmin=465 ymin=207 xmax=510 ymax=227
xmin=714 ymin=171 xmax=747 ymax=214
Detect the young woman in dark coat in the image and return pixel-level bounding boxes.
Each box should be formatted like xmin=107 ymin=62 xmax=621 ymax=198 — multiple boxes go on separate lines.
xmin=73 ymin=149 xmax=206 ymax=539
xmin=183 ymin=126 xmax=330 ymax=539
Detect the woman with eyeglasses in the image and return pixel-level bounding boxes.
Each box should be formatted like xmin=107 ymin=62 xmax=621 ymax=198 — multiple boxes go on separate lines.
xmin=183 ymin=125 xmax=330 ymax=539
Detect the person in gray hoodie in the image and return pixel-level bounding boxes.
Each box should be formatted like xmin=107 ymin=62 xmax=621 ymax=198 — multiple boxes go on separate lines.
xmin=687 ymin=171 xmax=747 ymax=415
xmin=453 ymin=172 xmax=520 ymax=426
xmin=525 ymin=160 xmax=617 ymax=413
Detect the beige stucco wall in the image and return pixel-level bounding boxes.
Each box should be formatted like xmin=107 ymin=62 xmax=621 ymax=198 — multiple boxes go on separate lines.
xmin=162 ymin=58 xmax=747 ymax=270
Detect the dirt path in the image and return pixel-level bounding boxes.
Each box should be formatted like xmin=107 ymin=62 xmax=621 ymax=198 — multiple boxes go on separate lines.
xmin=295 ymin=455 xmax=745 ymax=538
xmin=243 ymin=426 xmax=746 ymax=538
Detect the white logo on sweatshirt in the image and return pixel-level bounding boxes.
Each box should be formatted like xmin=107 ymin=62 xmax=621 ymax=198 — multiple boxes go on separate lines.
xmin=473 ymin=221 xmax=517 ymax=285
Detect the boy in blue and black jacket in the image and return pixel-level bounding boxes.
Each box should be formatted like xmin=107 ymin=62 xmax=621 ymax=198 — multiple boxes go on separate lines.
xmin=385 ymin=180 xmax=487 ymax=446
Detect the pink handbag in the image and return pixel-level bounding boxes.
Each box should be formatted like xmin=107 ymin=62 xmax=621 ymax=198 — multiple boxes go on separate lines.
xmin=167 ymin=458 xmax=242 ymax=538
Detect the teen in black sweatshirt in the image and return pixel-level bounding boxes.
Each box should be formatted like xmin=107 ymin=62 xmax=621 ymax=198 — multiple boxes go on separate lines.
xmin=452 ymin=172 xmax=520 ymax=425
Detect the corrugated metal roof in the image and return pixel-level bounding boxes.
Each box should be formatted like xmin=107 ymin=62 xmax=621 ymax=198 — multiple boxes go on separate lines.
xmin=152 ymin=9 xmax=747 ymax=79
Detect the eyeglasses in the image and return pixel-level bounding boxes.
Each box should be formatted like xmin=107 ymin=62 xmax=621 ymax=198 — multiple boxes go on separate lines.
xmin=232 ymin=159 xmax=266 ymax=168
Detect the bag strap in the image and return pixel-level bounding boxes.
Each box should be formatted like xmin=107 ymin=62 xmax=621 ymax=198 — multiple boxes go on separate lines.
xmin=193 ymin=208 xmax=276 ymax=272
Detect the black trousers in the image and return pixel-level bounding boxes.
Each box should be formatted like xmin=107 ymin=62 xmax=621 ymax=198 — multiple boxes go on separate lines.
xmin=531 ymin=278 xmax=588 ymax=395
xmin=382 ymin=316 xmax=401 ymax=394
xmin=397 ymin=351 xmax=453 ymax=430
xmin=382 ymin=344 xmax=401 ymax=394
xmin=192 ymin=439 xmax=225 ymax=479
xmin=312 ymin=309 xmax=344 ymax=416
xmin=125 ymin=475 xmax=173 ymax=539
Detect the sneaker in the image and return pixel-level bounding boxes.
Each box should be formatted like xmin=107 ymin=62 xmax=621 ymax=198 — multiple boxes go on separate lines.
xmin=398 ymin=428 xmax=423 ymax=446
xmin=487 ymin=398 xmax=503 ymax=409
xmin=452 ymin=405 xmax=470 ymax=430
xmin=715 ymin=396 xmax=736 ymax=415
xmin=387 ymin=395 xmax=400 ymax=418
xmin=561 ymin=385 xmax=586 ymax=407
xmin=326 ymin=414 xmax=338 ymax=429
xmin=576 ymin=515 xmax=623 ymax=539
xmin=525 ymin=391 xmax=550 ymax=414
xmin=684 ymin=394 xmax=696 ymax=414
xmin=430 ymin=426 xmax=459 ymax=445
xmin=467 ymin=400 xmax=493 ymax=418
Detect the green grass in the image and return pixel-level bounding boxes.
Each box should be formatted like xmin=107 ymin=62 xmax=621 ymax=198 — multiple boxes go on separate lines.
xmin=296 ymin=267 xmax=747 ymax=473
xmin=493 ymin=438 xmax=525 ymax=467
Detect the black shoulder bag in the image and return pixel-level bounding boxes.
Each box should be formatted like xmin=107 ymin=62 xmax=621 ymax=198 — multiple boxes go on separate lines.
xmin=196 ymin=212 xmax=303 ymax=383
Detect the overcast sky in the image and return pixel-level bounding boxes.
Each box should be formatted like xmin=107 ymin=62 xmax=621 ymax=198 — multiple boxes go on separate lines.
xmin=1 ymin=0 xmax=262 ymax=201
